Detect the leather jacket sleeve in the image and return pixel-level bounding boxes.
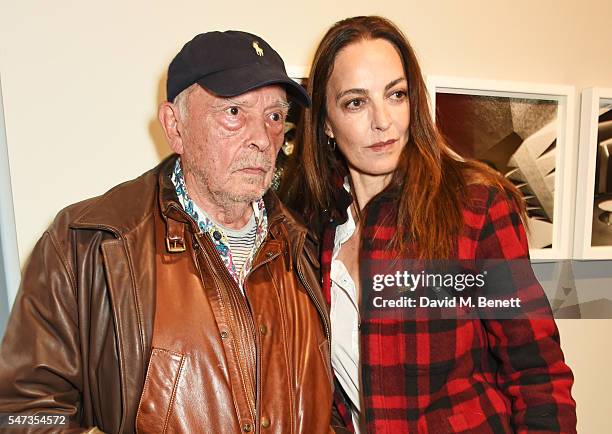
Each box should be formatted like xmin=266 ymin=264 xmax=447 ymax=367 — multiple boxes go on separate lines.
xmin=0 ymin=230 xmax=98 ymax=432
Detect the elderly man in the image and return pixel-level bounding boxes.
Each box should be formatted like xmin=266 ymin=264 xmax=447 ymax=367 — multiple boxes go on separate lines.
xmin=0 ymin=31 xmax=333 ymax=433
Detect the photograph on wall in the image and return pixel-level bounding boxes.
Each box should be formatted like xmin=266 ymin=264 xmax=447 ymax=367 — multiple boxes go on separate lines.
xmin=434 ymin=92 xmax=559 ymax=251
xmin=272 ymin=76 xmax=308 ymax=192
xmin=590 ymin=98 xmax=612 ymax=247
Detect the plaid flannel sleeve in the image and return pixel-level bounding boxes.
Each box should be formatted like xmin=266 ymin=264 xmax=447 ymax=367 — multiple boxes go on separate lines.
xmin=475 ymin=188 xmax=577 ymax=434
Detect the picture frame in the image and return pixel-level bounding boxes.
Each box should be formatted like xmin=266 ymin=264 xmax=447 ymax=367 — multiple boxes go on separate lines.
xmin=0 ymin=75 xmax=21 ymax=337
xmin=272 ymin=66 xmax=309 ymax=192
xmin=426 ymin=76 xmax=576 ymax=261
xmin=574 ymin=87 xmax=612 ymax=259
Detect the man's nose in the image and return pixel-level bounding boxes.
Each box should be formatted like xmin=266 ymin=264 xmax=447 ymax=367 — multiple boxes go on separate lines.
xmin=248 ymin=118 xmax=274 ymax=152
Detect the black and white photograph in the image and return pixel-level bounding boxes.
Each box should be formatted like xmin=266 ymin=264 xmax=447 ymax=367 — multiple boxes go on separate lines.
xmin=575 ymin=88 xmax=612 ymax=259
xmin=427 ymin=77 xmax=576 ymax=260
xmin=591 ymin=99 xmax=612 ymax=247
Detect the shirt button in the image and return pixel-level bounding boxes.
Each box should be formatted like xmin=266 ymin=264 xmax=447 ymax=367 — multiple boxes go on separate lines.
xmin=220 ymin=331 xmax=229 ymax=340
xmin=242 ymin=423 xmax=253 ymax=432
xmin=213 ymin=230 xmax=222 ymax=241
xmin=261 ymin=417 xmax=271 ymax=428
xmin=259 ymin=324 xmax=268 ymax=335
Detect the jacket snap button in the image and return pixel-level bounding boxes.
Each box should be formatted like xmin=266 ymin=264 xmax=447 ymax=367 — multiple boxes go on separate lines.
xmin=259 ymin=324 xmax=267 ymax=335
xmin=261 ymin=416 xmax=271 ymax=428
xmin=220 ymin=331 xmax=229 ymax=339
xmin=242 ymin=423 xmax=253 ymax=432
xmin=266 ymin=251 xmax=273 ymax=258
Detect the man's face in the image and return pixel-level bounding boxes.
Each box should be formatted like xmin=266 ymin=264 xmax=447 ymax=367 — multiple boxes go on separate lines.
xmin=178 ymin=84 xmax=288 ymax=205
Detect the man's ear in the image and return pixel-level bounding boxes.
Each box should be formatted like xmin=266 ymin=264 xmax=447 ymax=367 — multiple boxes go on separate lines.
xmin=158 ymin=102 xmax=184 ymax=154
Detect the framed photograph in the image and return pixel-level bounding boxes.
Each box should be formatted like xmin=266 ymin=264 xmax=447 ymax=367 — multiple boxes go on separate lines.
xmin=272 ymin=66 xmax=309 ymax=191
xmin=427 ymin=76 xmax=576 ymax=260
xmin=574 ymin=88 xmax=612 ymax=259
xmin=0 ymin=75 xmax=21 ymax=337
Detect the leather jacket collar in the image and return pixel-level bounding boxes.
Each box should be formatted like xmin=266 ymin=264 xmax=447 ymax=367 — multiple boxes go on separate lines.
xmin=69 ymin=154 xmax=311 ymax=245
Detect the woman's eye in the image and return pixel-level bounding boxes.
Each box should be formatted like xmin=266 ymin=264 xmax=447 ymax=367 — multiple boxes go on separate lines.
xmin=345 ymin=99 xmax=364 ymax=109
xmin=391 ymin=90 xmax=407 ymax=99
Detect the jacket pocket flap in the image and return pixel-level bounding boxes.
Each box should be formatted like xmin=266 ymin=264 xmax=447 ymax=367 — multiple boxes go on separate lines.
xmin=136 ymin=348 xmax=186 ymax=433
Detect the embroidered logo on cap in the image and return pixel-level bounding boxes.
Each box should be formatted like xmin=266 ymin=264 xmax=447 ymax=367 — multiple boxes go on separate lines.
xmin=252 ymin=41 xmax=264 ymax=56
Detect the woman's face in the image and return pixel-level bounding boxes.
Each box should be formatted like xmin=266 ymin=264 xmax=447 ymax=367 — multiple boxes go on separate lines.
xmin=324 ymin=38 xmax=410 ymax=178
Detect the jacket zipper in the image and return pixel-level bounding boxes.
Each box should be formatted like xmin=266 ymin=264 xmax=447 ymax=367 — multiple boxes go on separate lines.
xmin=243 ymin=248 xmax=281 ymax=434
xmin=193 ymin=231 xmax=260 ymax=428
xmin=189 ymin=216 xmax=325 ymax=434
xmin=296 ymin=231 xmax=331 ymax=344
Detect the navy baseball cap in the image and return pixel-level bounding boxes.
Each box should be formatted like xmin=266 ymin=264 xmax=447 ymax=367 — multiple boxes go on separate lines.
xmin=167 ymin=31 xmax=310 ymax=107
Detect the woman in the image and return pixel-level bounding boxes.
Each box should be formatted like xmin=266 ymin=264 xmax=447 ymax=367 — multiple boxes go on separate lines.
xmin=281 ymin=16 xmax=576 ymax=433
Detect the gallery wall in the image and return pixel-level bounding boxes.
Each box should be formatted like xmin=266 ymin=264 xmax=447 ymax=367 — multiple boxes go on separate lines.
xmin=2 ymin=0 xmax=612 ymax=431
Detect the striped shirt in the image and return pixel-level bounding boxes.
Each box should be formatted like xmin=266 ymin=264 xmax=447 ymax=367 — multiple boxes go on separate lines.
xmin=220 ymin=214 xmax=257 ymax=274
xmin=170 ymin=157 xmax=267 ymax=290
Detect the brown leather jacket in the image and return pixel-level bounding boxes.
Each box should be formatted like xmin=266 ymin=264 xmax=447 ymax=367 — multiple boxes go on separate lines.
xmin=0 ymin=155 xmax=334 ymax=433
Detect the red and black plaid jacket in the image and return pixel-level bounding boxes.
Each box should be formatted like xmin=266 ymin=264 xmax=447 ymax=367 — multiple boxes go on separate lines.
xmin=321 ymin=182 xmax=577 ymax=433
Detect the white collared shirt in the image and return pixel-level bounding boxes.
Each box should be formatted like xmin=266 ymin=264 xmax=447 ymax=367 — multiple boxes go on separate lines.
xmin=330 ymin=197 xmax=361 ymax=433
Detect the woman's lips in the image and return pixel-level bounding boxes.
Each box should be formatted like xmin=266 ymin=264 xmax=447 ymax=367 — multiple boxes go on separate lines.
xmin=367 ymin=138 xmax=397 ymax=151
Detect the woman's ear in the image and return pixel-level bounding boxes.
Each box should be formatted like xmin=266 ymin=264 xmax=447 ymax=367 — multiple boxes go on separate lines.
xmin=158 ymin=102 xmax=184 ymax=154
xmin=324 ymin=120 xmax=334 ymax=139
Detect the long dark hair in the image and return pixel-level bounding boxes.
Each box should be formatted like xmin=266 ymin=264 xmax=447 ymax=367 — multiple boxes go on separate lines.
xmin=280 ymin=16 xmax=525 ymax=259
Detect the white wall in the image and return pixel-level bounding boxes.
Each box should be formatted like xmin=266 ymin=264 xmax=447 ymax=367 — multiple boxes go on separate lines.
xmin=1 ymin=0 xmax=612 ymax=431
